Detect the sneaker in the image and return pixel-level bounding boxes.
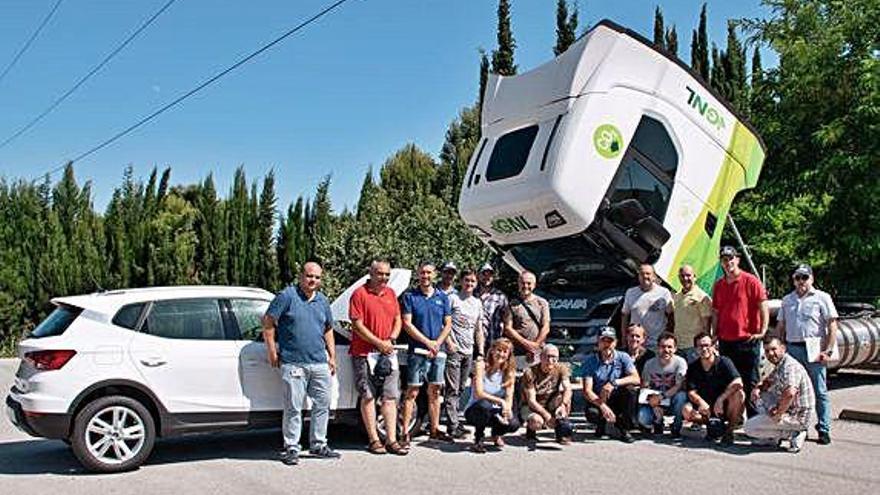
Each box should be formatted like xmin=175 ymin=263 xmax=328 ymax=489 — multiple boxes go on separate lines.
xmin=618 ymin=430 xmax=635 ymax=444
xmin=429 ymin=430 xmax=455 ymax=443
xmin=280 ymin=448 xmax=299 ymax=466
xmin=469 ymin=441 xmax=486 ymax=453
xmin=817 ymin=431 xmax=831 ymax=445
xmin=670 ymin=428 xmax=682 ymax=440
xmin=309 ymin=445 xmax=341 ymax=459
xmin=788 ymin=430 xmax=807 ymax=453
xmin=557 ymin=436 xmax=572 ymax=445
xmin=594 ymin=423 xmax=607 ymax=439
xmin=720 ymin=432 xmax=734 ymax=447
xmin=451 ymin=424 xmax=469 ymax=439
xmin=653 ymin=423 xmax=664 ymax=435
xmin=525 ymin=428 xmax=538 ymax=442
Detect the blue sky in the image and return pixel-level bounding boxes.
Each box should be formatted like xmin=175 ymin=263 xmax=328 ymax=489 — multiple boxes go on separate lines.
xmin=0 ymin=0 xmax=774 ymax=213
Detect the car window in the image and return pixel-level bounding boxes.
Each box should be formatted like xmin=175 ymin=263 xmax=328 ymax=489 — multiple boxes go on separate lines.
xmin=142 ymin=299 xmax=225 ymax=340
xmin=230 ymin=299 xmax=270 ymax=341
xmin=29 ymin=305 xmax=82 ymax=338
xmin=112 ymin=303 xmax=145 ymax=330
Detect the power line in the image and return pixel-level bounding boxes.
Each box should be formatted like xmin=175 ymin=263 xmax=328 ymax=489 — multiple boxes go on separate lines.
xmin=33 ymin=0 xmax=354 ymax=181
xmin=0 ymin=0 xmax=179 ymax=151
xmin=0 ymin=0 xmax=65 ymax=86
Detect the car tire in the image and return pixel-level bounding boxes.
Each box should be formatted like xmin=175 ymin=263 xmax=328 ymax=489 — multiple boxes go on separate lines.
xmin=70 ymin=395 xmax=156 ymax=473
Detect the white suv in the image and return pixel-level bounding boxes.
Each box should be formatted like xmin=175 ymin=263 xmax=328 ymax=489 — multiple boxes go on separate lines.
xmin=6 ymin=285 xmax=374 ymax=472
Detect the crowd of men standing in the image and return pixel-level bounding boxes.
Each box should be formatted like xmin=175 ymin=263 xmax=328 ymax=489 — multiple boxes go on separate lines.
xmin=260 ymin=245 xmax=839 ymax=465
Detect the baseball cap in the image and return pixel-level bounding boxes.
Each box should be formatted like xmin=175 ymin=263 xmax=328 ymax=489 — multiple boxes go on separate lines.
xmin=793 ymin=264 xmax=813 ymax=277
xmin=479 ymin=262 xmax=495 ymax=273
xmin=719 ymin=245 xmax=739 ymax=258
xmin=599 ymin=326 xmax=617 ymax=340
xmin=440 ymin=261 xmax=458 ymax=272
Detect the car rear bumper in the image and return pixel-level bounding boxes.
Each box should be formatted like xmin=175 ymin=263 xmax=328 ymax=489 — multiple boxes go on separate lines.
xmin=5 ymin=395 xmax=70 ymax=439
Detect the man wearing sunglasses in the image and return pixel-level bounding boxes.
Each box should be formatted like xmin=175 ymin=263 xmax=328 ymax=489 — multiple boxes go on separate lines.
xmin=774 ymin=264 xmax=838 ymax=445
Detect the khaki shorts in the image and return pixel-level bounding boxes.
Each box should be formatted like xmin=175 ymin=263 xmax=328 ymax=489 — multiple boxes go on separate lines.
xmin=352 ymin=356 xmax=400 ymax=402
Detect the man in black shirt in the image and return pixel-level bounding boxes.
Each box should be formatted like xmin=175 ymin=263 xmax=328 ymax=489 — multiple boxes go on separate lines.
xmin=683 ymin=332 xmax=745 ymax=446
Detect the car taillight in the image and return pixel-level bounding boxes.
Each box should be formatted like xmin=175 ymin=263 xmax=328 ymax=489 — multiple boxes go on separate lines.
xmin=25 ymin=350 xmax=77 ymax=370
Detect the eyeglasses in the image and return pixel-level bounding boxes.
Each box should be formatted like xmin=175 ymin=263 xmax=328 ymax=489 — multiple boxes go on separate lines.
xmin=794 ymin=274 xmax=809 ymax=281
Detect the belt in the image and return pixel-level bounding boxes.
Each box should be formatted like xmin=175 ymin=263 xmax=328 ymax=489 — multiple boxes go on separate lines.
xmin=787 ymin=341 xmax=807 ymax=346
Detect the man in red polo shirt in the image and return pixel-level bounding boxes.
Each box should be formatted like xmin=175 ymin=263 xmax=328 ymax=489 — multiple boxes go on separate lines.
xmin=711 ymin=246 xmax=769 ymax=416
xmin=349 ymin=260 xmax=408 ymax=455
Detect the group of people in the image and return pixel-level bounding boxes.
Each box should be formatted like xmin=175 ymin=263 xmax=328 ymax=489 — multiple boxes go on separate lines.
xmin=260 ymin=244 xmax=839 ymax=465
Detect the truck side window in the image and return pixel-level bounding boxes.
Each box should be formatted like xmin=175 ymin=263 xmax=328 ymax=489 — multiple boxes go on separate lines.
xmin=606 ymin=116 xmax=679 ymax=222
xmin=485 ymin=125 xmax=539 ymax=182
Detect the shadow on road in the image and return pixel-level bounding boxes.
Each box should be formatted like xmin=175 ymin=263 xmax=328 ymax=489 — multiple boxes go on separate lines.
xmin=0 ymin=425 xmax=371 ymax=475
xmin=828 ymin=370 xmax=880 ymax=391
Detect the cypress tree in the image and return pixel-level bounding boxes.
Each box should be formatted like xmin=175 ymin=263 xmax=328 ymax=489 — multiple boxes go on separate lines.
xmin=156 ymin=168 xmax=171 ymax=205
xmin=478 ymin=49 xmax=490 ymax=111
xmin=311 ymin=176 xmax=333 ymax=263
xmin=665 ymin=26 xmax=679 ymax=56
xmin=691 ymin=4 xmax=710 ymax=80
xmin=357 ymin=168 xmax=377 ymax=221
xmin=710 ymin=44 xmax=725 ymax=94
xmin=724 ymin=22 xmax=746 ymax=109
xmin=492 ymin=0 xmax=517 ymax=75
xmin=653 ymin=6 xmax=665 ymax=50
xmin=256 ymin=171 xmax=279 ymax=290
xmin=227 ymin=167 xmax=249 ymax=284
xmin=555 ymin=0 xmax=577 ymax=56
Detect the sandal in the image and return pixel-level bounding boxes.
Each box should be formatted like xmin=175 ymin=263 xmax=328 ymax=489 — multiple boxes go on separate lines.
xmin=367 ymin=440 xmax=386 ymax=455
xmin=386 ymin=441 xmax=410 ymax=456
xmin=493 ymin=436 xmax=506 ymax=447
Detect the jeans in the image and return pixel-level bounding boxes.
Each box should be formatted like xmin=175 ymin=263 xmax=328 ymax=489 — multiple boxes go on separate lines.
xmin=788 ymin=343 xmax=831 ymax=434
xmin=719 ymin=339 xmax=761 ymax=415
xmin=444 ymin=352 xmax=472 ymax=429
xmin=281 ymin=362 xmax=332 ymax=453
xmin=637 ymin=390 xmax=688 ymax=432
xmin=464 ymin=399 xmax=521 ymax=441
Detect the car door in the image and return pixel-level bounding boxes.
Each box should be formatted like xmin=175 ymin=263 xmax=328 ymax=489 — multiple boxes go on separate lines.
xmin=128 ymin=298 xmax=246 ymax=415
xmin=229 ymin=297 xmax=342 ymax=412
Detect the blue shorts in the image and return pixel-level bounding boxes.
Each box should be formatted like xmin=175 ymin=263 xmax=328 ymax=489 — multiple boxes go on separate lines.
xmin=407 ymin=352 xmax=447 ymax=386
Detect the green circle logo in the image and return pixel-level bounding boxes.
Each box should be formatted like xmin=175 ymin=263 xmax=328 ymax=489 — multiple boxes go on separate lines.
xmin=593 ymin=124 xmax=623 ymax=159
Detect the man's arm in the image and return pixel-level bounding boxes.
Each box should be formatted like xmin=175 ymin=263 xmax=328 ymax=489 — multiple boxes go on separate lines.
xmin=261 ymin=315 xmax=280 ymax=367
xmin=710 ymin=309 xmax=719 ymax=338
xmin=616 ymin=367 xmax=641 ymax=388
xmin=754 ymin=297 xmax=770 ymax=340
xmin=582 ymin=376 xmax=602 ymax=405
xmin=436 ymin=315 xmax=452 ymax=347
xmin=621 ymin=310 xmax=630 ymax=332
xmin=323 ymin=325 xmax=336 ymax=374
xmin=524 ymin=382 xmax=551 ymax=421
xmin=502 ymin=306 xmax=535 ymax=351
xmin=351 ymin=318 xmax=393 ymax=354
xmin=824 ymin=318 xmax=839 ymax=358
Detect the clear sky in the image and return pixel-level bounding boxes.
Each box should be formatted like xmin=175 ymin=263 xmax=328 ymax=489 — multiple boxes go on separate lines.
xmin=0 ymin=0 xmax=773 ymax=213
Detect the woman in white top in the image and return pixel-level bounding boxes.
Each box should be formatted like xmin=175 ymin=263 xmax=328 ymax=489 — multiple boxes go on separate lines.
xmin=464 ymin=337 xmax=519 ymax=452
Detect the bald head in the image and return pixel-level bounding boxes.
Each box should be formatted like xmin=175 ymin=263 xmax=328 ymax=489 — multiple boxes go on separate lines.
xmin=518 ymin=270 xmax=537 ymax=298
xmin=299 ymin=262 xmax=323 ymax=296
xmin=678 ymin=264 xmax=696 ymax=291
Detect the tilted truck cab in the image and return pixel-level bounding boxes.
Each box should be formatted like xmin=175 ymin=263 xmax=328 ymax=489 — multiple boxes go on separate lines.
xmin=458 ymin=20 xmax=766 ymax=356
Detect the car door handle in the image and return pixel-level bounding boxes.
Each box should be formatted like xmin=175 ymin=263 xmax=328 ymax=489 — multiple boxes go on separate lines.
xmin=140 ymin=358 xmax=167 ymax=367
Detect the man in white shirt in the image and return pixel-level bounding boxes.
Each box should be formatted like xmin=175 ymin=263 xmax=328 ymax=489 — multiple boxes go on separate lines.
xmin=622 ymin=263 xmax=674 ymax=350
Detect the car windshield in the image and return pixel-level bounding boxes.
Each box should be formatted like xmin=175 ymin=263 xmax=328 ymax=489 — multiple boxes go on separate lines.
xmin=29 ymin=305 xmax=82 ymax=338
xmin=506 ymin=235 xmax=632 ymax=291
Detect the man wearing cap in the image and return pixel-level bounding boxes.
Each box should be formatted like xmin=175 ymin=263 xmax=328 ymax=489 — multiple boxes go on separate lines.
xmin=475 ymin=262 xmax=509 ymax=350
xmin=438 ymin=261 xmax=458 ymax=296
xmin=522 ymin=344 xmax=574 ymax=445
xmin=621 ymin=263 xmax=675 ymax=351
xmin=683 ymin=332 xmax=745 ymax=446
xmin=580 ymin=327 xmax=640 ymax=443
xmin=774 ymin=264 xmax=838 ymax=445
xmin=745 ymin=336 xmax=815 ymax=453
xmin=712 ymin=245 xmax=769 ymax=416
xmin=503 ymin=270 xmax=551 ymax=364
xmin=673 ymin=264 xmax=713 ymax=362
xmin=401 ymin=261 xmax=453 ymax=444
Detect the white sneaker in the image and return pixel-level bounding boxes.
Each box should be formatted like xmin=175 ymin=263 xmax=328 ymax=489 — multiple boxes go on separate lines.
xmin=788 ymin=430 xmax=807 ymax=453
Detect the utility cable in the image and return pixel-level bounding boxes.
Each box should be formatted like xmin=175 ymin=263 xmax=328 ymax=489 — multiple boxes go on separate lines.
xmin=0 ymin=0 xmax=65 ymax=86
xmin=0 ymin=0 xmax=179 ymax=151
xmin=33 ymin=0 xmax=353 ymax=181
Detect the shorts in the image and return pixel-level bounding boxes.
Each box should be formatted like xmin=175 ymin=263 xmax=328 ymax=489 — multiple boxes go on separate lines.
xmin=406 ymin=352 xmax=447 ymax=386
xmin=352 ymin=356 xmax=400 ymax=401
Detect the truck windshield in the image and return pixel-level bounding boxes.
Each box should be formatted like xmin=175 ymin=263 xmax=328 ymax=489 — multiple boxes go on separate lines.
xmin=507 ymin=235 xmax=631 ymax=290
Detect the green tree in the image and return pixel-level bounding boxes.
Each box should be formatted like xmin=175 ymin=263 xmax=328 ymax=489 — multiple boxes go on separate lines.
xmin=665 ymin=26 xmax=679 ymax=56
xmin=691 ymin=4 xmax=710 ymax=80
xmin=555 ymin=0 xmax=578 ymax=56
xmin=492 ymin=0 xmax=517 ymax=75
xmin=653 ymin=6 xmax=666 ymax=50
xmin=256 ymin=171 xmax=279 ymax=290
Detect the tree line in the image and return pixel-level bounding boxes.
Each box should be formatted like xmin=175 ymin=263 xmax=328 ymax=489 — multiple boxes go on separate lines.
xmin=1 ymin=0 xmax=877 ymax=352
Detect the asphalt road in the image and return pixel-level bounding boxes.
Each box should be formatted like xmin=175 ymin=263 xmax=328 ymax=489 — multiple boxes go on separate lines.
xmin=2 ymin=359 xmax=878 ymax=494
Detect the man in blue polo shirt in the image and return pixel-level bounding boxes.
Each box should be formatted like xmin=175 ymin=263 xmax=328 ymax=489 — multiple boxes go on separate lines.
xmin=400 ymin=261 xmax=453 ymax=445
xmin=580 ymin=327 xmax=641 ymax=443
xmin=262 ymin=261 xmax=340 ymax=466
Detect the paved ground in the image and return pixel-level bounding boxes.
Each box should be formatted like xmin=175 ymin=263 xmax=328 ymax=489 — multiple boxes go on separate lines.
xmin=2 ymin=359 xmax=878 ymax=494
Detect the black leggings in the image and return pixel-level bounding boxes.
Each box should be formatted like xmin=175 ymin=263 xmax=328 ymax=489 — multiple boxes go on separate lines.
xmin=464 ymin=399 xmax=521 ymax=441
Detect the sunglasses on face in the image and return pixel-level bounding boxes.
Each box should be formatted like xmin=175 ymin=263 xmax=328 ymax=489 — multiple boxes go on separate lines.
xmin=794 ymin=275 xmax=809 ymax=281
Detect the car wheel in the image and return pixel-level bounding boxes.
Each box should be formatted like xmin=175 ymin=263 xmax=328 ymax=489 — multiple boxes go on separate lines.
xmin=70 ymin=395 xmax=156 ymax=473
